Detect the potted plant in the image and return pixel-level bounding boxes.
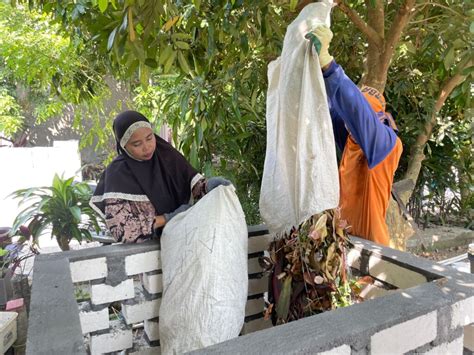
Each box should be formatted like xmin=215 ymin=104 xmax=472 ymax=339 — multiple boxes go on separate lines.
xmin=9 ymin=174 xmax=102 ymax=251
xmin=0 ymin=226 xmax=37 ymax=309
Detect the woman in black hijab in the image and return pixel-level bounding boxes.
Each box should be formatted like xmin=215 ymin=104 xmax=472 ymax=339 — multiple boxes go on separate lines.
xmin=90 ymin=111 xmax=229 ymax=243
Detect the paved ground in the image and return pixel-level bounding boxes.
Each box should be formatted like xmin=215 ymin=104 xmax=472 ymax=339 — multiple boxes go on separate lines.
xmin=407 ymin=224 xmax=473 ymax=249
xmin=408 ymin=224 xmax=473 ymax=262
xmin=450 ymin=260 xmax=470 ymax=273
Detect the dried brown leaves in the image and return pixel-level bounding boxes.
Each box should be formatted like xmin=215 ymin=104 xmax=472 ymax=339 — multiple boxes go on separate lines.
xmin=265 ymin=208 xmax=354 ymax=325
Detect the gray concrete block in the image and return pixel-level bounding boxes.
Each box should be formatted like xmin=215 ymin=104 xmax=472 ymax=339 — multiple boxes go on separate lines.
xmin=371 ymin=311 xmax=437 ymax=354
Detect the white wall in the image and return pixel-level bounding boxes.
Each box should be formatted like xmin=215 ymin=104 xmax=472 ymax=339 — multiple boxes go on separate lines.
xmin=0 ymin=140 xmax=82 ymax=227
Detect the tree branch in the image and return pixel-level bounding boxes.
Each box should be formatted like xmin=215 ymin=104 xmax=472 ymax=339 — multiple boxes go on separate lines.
xmin=366 ymin=0 xmax=384 ymax=38
xmin=0 ymin=136 xmax=14 ymax=143
xmin=383 ymin=0 xmax=416 ymax=64
xmin=434 ymin=59 xmax=472 ymax=113
xmin=403 ymin=59 xmax=473 ymax=192
xmin=336 ymin=1 xmax=383 ymax=48
xmin=415 ymin=2 xmax=465 ymax=19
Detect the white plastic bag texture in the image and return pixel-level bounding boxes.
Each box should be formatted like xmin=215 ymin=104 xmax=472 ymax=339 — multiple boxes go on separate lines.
xmin=159 ymin=185 xmax=248 ymax=354
xmin=259 ymin=1 xmax=339 ymax=235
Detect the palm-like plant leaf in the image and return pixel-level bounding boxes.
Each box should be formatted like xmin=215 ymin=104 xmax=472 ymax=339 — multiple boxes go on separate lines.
xmin=10 ymin=174 xmax=104 ymax=250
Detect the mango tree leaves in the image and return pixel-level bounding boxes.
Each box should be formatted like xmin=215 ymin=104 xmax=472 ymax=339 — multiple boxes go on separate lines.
xmin=11 ymin=0 xmax=472 ymax=224
xmin=98 ymin=0 xmax=108 ymax=13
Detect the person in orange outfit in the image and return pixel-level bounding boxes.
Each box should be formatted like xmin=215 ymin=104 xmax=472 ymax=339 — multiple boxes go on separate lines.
xmin=308 ymin=26 xmax=402 ymax=246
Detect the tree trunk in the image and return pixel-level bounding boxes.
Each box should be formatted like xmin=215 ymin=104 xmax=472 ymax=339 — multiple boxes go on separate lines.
xmin=386 ymin=198 xmax=415 ymax=250
xmin=56 ymin=235 xmax=71 ymax=251
xmin=303 ymin=1 xmax=470 ymax=249
xmin=336 ymin=0 xmax=418 ymax=249
xmin=403 ymin=62 xmax=471 ymax=198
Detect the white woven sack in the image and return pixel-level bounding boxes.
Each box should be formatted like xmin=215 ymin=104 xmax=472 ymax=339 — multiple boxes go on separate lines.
xmin=159 ymin=185 xmax=248 ymax=354
xmin=259 ymin=1 xmax=339 ymax=235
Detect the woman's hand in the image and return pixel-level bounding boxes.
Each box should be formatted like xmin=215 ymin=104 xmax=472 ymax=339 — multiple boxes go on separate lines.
xmin=154 ymin=215 xmax=166 ymax=229
xmin=205 ymin=176 xmax=232 ymax=193
xmin=164 ymin=204 xmax=191 ymax=222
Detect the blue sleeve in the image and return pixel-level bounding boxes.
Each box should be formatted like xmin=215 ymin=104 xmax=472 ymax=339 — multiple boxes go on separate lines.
xmin=329 ymin=103 xmax=349 ymax=154
xmin=323 ymin=61 xmax=397 ymax=169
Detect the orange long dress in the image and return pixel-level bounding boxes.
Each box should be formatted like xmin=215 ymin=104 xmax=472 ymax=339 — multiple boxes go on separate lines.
xmin=339 ymin=136 xmax=403 ymax=246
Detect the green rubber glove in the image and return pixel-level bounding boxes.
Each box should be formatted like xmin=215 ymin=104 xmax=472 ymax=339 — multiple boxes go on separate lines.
xmin=305 ymin=32 xmax=322 ymax=55
xmin=306 ymin=25 xmax=334 ymax=68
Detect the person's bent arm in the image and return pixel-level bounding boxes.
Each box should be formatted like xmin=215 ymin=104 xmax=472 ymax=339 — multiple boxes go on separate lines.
xmin=307 ymin=26 xmax=397 ymax=169
xmin=323 ymin=61 xmax=397 ymax=169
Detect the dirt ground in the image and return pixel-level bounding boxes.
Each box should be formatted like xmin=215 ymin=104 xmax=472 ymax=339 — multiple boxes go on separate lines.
xmin=406 ymin=224 xmax=473 ymax=262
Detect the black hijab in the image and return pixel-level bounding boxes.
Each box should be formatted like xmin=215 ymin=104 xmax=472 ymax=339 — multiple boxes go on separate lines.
xmin=90 ymin=111 xmax=198 ymax=217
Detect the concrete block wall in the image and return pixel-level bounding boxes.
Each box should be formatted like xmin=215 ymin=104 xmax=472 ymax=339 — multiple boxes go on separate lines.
xmin=27 ymin=226 xmax=272 ymax=355
xmin=74 ymin=230 xmax=271 ymax=354
xmin=26 ymin=229 xmax=474 ymax=355
xmin=192 ymin=237 xmax=474 ymax=355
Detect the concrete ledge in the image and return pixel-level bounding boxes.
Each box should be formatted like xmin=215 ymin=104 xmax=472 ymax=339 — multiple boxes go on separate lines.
xmin=26 ymin=230 xmax=474 ymax=355
xmin=59 ymin=240 xmax=160 ymax=263
xmin=26 ymin=256 xmax=86 ymax=355
xmin=26 ymin=231 xmax=273 ymax=354
xmin=26 ymin=242 xmax=161 ymax=355
xmin=190 ymin=237 xmax=474 ymax=354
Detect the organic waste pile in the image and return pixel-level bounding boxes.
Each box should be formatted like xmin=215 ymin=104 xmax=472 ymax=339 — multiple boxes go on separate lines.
xmin=263 ymin=209 xmax=361 ymax=325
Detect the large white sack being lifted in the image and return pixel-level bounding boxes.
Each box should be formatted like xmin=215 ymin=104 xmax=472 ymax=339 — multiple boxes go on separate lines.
xmin=259 ymin=1 xmax=339 ymax=235
xmin=159 ymin=185 xmax=248 ymax=354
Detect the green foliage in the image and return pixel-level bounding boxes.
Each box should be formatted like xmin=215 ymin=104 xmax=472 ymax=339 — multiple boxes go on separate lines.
xmin=328 ymin=1 xmax=472 ymax=223
xmin=385 ymin=1 xmax=473 ymax=222
xmin=0 ymin=3 xmax=110 ymax=142
xmin=0 ymin=89 xmax=24 ymax=137
xmin=409 ymin=120 xmax=473 ymax=226
xmin=0 ymin=7 xmax=72 ymax=91
xmin=12 ymin=0 xmax=473 ymax=223
xmin=4 ymin=2 xmax=283 ymax=220
xmin=9 ymin=174 xmax=103 ymax=251
xmin=108 ymin=1 xmax=285 ymax=221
